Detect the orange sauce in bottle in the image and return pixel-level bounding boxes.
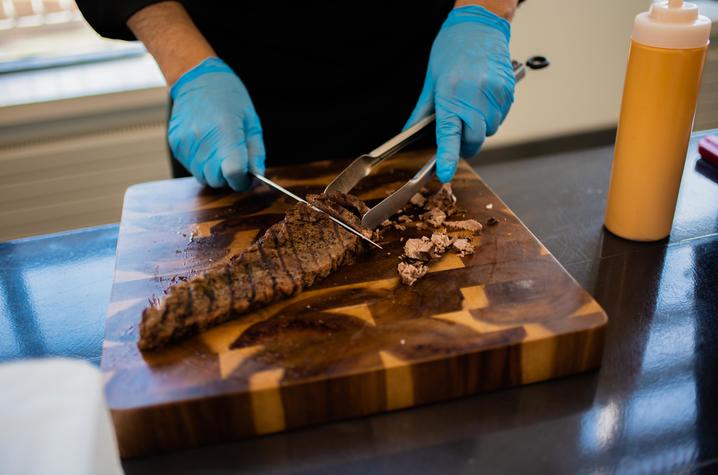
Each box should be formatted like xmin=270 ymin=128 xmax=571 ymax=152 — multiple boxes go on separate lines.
xmin=604 ymin=0 xmax=710 ymax=241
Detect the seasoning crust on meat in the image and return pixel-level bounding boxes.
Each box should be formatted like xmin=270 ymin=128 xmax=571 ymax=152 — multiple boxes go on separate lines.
xmin=139 ymin=193 xmax=369 ymax=350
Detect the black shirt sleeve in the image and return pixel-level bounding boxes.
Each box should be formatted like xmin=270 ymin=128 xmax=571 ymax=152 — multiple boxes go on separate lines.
xmin=75 ymin=0 xmax=177 ymax=40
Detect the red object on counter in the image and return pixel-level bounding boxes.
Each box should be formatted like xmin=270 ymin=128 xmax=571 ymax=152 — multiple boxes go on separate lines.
xmin=698 ymin=135 xmax=718 ymax=167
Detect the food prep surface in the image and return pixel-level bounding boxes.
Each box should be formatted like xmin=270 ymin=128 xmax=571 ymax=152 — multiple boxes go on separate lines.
xmin=1 ymin=130 xmax=716 ymax=474
xmin=104 ymin=150 xmax=605 ymax=456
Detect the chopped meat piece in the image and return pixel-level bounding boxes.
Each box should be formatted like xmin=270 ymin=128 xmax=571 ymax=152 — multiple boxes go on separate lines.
xmin=487 ymin=217 xmax=499 ymax=226
xmin=445 ymin=219 xmax=483 ymax=233
xmin=398 ymin=215 xmax=413 ymax=223
xmin=397 ymin=233 xmax=452 ymax=286
xmin=381 ymin=219 xmax=393 ymax=228
xmin=397 ymin=261 xmax=428 ymax=286
xmin=403 ymin=237 xmax=437 ymax=261
xmin=393 ymin=224 xmax=406 ymax=231
xmin=139 ymin=192 xmax=370 ymax=350
xmin=430 ymin=233 xmax=452 ymax=253
xmin=425 ymin=183 xmax=457 ymax=214
xmin=421 ymin=208 xmax=446 ymax=228
xmin=409 ymin=193 xmax=427 ymax=207
xmin=394 ymin=186 xmax=484 ymax=285
xmin=452 ymin=238 xmax=475 ymax=256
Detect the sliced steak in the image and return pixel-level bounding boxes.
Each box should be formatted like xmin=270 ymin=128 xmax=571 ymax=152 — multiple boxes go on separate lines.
xmin=307 ymin=193 xmax=373 ymax=239
xmin=324 ymin=190 xmax=370 ymax=216
xmin=139 ymin=193 xmax=370 ymax=350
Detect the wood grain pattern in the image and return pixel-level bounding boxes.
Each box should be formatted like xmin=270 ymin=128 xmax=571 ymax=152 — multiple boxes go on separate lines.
xmin=103 ymin=150 xmax=607 ymax=457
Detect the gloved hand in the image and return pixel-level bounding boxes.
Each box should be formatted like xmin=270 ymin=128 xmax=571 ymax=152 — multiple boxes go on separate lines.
xmin=404 ymin=6 xmax=515 ymax=183
xmin=169 ymin=57 xmax=265 ymax=191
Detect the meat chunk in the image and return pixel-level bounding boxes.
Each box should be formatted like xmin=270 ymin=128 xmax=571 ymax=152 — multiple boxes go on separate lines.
xmin=452 ymin=238 xmax=474 ymax=256
xmin=403 ymin=237 xmax=437 ymax=261
xmin=444 ymin=219 xmax=483 ymax=233
xmin=409 ymin=192 xmax=427 ymax=207
xmin=421 ymin=208 xmax=446 ymax=228
xmin=397 ymin=233 xmax=456 ymax=286
xmin=431 ymin=233 xmax=452 ymax=253
xmin=425 ymin=183 xmax=457 ymax=215
xmin=397 ymin=261 xmax=428 ymax=286
xmin=139 ymin=193 xmax=370 ymax=350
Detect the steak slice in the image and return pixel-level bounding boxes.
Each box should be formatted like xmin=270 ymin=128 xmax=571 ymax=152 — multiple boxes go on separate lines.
xmin=139 ymin=193 xmax=369 ymax=350
xmin=306 ymin=193 xmax=373 ymax=239
xmin=324 ymin=190 xmax=370 ymax=216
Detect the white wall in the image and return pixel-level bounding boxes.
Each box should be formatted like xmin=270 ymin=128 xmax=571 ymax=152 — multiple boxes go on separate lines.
xmin=4 ymin=0 xmax=716 ymax=241
xmin=488 ymin=0 xmax=649 ymax=147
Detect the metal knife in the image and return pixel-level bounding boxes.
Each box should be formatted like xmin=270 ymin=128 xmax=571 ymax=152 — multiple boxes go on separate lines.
xmin=250 ymin=172 xmax=383 ymax=249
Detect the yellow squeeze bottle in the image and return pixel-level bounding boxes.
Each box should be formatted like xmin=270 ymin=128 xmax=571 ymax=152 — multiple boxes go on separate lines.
xmin=604 ymin=0 xmax=711 ymax=241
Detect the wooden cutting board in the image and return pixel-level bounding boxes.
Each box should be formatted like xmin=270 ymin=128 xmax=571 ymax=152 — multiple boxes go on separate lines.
xmin=103 ymin=150 xmax=607 ymax=457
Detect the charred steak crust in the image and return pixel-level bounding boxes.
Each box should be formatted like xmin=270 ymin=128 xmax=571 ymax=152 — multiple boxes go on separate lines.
xmin=139 ymin=193 xmax=370 ymax=350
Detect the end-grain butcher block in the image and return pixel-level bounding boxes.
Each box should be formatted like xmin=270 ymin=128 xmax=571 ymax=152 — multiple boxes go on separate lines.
xmin=103 ymin=150 xmax=607 ymax=457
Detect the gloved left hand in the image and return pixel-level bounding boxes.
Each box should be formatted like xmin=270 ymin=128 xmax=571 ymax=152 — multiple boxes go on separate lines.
xmin=404 ymin=6 xmax=516 ymax=183
xmin=169 ymin=57 xmax=265 ymax=191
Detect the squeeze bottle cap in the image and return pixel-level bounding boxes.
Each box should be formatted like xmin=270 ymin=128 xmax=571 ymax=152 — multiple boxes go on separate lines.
xmin=632 ymin=0 xmax=711 ymax=49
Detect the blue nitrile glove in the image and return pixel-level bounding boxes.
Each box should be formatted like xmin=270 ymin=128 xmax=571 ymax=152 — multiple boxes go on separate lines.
xmin=404 ymin=6 xmax=515 ymax=183
xmin=169 ymin=57 xmax=265 ymax=191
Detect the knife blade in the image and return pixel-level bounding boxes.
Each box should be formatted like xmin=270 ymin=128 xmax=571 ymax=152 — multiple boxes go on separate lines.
xmin=250 ymin=172 xmax=383 ymax=249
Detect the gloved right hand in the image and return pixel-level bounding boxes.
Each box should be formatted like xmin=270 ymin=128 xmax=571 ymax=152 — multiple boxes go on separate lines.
xmin=169 ymin=57 xmax=265 ymax=191
xmin=403 ymin=6 xmax=515 ymax=184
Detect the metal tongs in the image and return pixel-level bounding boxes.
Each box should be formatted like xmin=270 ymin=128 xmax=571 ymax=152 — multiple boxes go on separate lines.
xmin=255 ymin=57 xmax=547 ymax=249
xmin=324 ymin=58 xmax=546 ymax=231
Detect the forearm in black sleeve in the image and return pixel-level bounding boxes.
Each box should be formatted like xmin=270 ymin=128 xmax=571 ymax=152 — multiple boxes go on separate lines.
xmin=75 ymin=0 xmax=180 ymax=40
